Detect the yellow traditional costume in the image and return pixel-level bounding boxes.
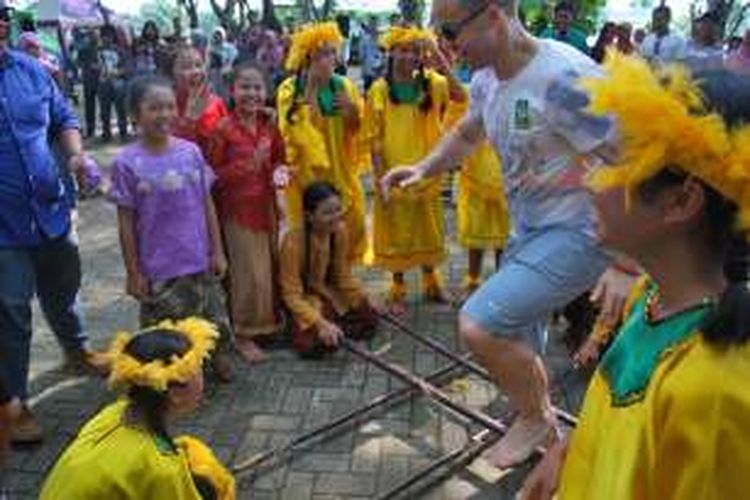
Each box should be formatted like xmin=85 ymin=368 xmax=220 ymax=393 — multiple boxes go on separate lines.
xmin=40 ymin=318 xmax=235 ymax=500
xmin=277 ymin=22 xmax=369 ymax=261
xmin=366 ymin=26 xmax=457 ymax=298
xmin=445 ymin=97 xmax=510 ymax=285
xmin=557 ymin=54 xmax=750 ymax=499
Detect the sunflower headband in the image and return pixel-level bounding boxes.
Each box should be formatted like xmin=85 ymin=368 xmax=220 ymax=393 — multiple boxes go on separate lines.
xmin=581 ymin=53 xmax=750 ymax=230
xmin=380 ymin=26 xmax=436 ymax=52
xmin=285 ymin=22 xmax=343 ymax=72
xmin=108 ymin=317 xmax=219 ymax=392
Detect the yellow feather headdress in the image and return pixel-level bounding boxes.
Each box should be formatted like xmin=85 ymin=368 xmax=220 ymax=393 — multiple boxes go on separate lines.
xmin=285 ymin=22 xmax=344 ymax=72
xmin=581 ymin=53 xmax=750 ymax=231
xmin=108 ymin=317 xmax=219 ymax=392
xmin=380 ymin=26 xmax=436 ymax=52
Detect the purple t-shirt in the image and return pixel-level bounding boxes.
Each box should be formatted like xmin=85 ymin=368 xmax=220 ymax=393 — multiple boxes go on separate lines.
xmin=109 ymin=137 xmax=216 ymax=283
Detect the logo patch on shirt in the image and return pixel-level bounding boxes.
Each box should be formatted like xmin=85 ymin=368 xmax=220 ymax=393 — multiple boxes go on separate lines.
xmin=514 ymin=99 xmax=531 ymax=130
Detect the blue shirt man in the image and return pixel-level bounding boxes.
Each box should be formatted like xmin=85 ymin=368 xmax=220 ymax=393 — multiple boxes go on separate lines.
xmin=359 ymin=17 xmax=383 ymax=90
xmin=0 ymin=50 xmax=79 ymax=247
xmin=0 ymin=48 xmax=109 ymax=445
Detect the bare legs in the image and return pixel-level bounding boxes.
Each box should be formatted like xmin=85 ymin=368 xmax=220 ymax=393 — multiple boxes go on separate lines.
xmin=460 ymin=314 xmax=556 ymax=468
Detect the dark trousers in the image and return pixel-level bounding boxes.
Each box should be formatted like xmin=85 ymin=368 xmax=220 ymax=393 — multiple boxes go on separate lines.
xmin=99 ymin=79 xmax=127 ymax=139
xmin=292 ymin=301 xmax=378 ymax=358
xmin=83 ymin=78 xmax=98 ymax=138
xmin=0 ymin=232 xmax=88 ymax=399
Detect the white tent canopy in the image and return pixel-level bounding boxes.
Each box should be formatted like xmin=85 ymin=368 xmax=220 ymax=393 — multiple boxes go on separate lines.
xmin=35 ymin=0 xmax=114 ymax=26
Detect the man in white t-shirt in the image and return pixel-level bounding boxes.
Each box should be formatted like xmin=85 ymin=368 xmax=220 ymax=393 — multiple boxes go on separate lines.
xmin=639 ymin=4 xmax=687 ymax=64
xmin=684 ymin=12 xmax=725 ymax=72
xmin=381 ymin=0 xmax=638 ymax=469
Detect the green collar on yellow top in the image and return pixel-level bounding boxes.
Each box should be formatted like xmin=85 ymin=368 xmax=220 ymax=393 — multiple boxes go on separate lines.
xmin=600 ymin=283 xmax=714 ymax=407
xmin=315 ymin=75 xmax=346 ymax=117
xmin=390 ymin=80 xmax=421 ymax=105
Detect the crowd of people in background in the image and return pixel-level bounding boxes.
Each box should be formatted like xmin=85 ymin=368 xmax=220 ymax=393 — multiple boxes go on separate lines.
xmin=13 ymin=1 xmax=743 ymax=146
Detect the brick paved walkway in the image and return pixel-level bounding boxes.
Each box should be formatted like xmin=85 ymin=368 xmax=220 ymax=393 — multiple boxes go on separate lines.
xmin=5 ymin=145 xmax=591 ymax=499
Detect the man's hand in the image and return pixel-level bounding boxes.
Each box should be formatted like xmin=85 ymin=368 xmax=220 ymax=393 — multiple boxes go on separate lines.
xmin=590 ymin=267 xmax=639 ymax=327
xmin=379 ymin=165 xmax=424 ymax=203
xmin=67 ymin=153 xmax=89 ymax=189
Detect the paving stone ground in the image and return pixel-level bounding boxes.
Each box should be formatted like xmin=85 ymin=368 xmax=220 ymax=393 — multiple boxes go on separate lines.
xmin=5 ymin=143 xmax=592 ymax=499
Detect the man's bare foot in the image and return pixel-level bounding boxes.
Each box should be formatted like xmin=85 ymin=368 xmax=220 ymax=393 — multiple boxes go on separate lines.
xmin=237 ymin=339 xmax=267 ymax=364
xmin=484 ymin=415 xmax=557 ymax=469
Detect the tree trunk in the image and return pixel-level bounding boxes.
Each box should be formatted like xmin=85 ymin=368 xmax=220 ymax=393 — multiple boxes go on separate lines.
xmin=261 ymin=0 xmax=282 ymax=31
xmin=321 ymin=0 xmax=336 ymax=19
xmin=706 ymin=0 xmax=735 ymax=37
xmin=178 ymin=0 xmax=200 ymax=29
xmin=210 ymin=0 xmax=239 ymax=34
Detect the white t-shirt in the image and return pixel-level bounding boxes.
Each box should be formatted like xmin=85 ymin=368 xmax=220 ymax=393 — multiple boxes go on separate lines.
xmin=639 ymin=32 xmax=688 ymax=64
xmin=684 ymin=42 xmax=725 ymax=72
xmin=469 ymin=39 xmax=614 ymax=236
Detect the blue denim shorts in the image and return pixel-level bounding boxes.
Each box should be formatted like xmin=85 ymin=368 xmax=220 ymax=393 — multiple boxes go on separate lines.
xmin=461 ymin=227 xmax=611 ymax=354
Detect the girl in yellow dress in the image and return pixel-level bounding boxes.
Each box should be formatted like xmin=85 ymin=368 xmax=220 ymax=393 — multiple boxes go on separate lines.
xmin=276 ymin=22 xmax=368 ymax=262
xmin=440 ymin=45 xmax=510 ymax=298
xmin=367 ymin=26 xmax=466 ymax=310
xmin=518 ymin=57 xmax=750 ymax=500
xmin=456 ymin=142 xmax=510 ymax=296
xmin=40 ymin=318 xmax=235 ymax=500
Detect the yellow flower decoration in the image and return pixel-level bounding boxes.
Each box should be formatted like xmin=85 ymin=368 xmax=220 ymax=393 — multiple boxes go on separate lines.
xmin=581 ymin=52 xmax=750 ymax=231
xmin=108 ymin=317 xmax=219 ymax=392
xmin=175 ymin=436 xmax=236 ymax=500
xmin=380 ymin=25 xmax=437 ymax=52
xmin=285 ymin=21 xmax=343 ymax=72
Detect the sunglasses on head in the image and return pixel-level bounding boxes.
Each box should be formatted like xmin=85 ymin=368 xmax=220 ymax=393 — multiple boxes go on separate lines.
xmin=437 ymin=1 xmax=491 ymax=42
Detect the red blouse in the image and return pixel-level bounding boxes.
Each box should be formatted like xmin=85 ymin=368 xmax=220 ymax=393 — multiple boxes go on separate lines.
xmin=208 ymin=112 xmax=286 ymax=232
xmin=173 ymin=94 xmax=228 ymax=155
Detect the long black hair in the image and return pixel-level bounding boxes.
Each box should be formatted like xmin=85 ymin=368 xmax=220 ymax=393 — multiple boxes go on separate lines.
xmin=123 ymin=329 xmax=192 ymax=448
xmin=637 ymin=69 xmax=750 ymax=345
xmin=286 ymin=60 xmax=342 ymax=124
xmin=384 ymin=50 xmax=433 ymax=113
xmin=302 ymin=181 xmax=341 ymax=292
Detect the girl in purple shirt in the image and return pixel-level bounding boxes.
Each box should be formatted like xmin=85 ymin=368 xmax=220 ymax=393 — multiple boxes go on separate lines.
xmin=110 ymin=75 xmax=235 ymax=382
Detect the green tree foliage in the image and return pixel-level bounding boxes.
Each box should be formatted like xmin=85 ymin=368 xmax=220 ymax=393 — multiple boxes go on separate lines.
xmin=137 ymin=0 xmax=180 ymax=33
xmin=523 ymin=0 xmax=608 ymax=35
xmin=177 ymin=0 xmax=200 ymax=28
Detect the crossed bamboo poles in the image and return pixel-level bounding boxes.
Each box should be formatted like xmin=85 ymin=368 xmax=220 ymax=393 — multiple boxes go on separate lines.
xmin=232 ymin=311 xmax=577 ymax=497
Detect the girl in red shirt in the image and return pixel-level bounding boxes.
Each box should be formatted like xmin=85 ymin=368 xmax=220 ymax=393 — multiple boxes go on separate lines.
xmin=208 ymin=61 xmax=291 ymax=363
xmin=172 ymin=45 xmax=228 ymax=154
